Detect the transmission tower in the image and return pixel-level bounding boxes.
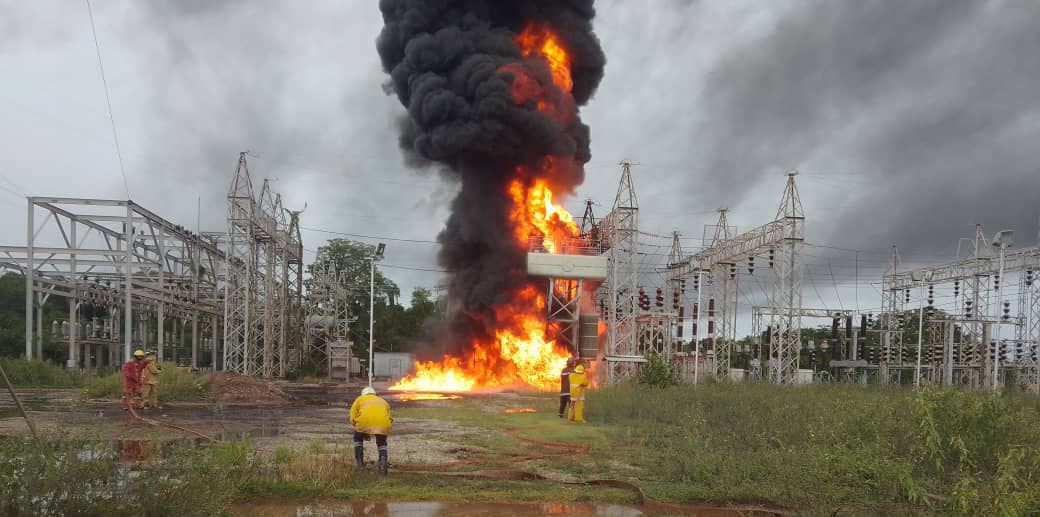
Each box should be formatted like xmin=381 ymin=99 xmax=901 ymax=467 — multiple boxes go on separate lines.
xmin=223 ymin=153 xmax=256 ymax=374
xmin=604 ymin=161 xmax=640 ymax=381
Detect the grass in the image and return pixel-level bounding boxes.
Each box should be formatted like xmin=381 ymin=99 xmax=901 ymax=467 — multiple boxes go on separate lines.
xmin=0 ymin=434 xmax=239 ymax=517
xmin=590 ymin=382 xmax=1040 ymax=515
xmin=0 ymin=357 xmax=96 ymax=387
xmin=6 ymin=380 xmax=1039 ymax=515
xmin=81 ymin=362 xmax=211 ymax=401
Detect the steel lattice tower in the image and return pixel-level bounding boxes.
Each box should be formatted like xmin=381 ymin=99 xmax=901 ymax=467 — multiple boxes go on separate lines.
xmin=223 ymin=153 xmax=256 ymax=374
xmin=769 ymin=173 xmax=804 ymax=383
xmin=605 ymin=161 xmax=639 ymax=381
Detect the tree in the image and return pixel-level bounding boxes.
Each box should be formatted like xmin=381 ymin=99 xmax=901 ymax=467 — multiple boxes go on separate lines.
xmin=0 ymin=272 xmax=70 ymax=360
xmin=309 ymin=239 xmax=400 ymax=304
xmin=309 ymin=240 xmax=447 ymax=359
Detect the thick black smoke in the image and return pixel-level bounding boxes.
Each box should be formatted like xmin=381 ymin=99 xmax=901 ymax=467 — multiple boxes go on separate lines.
xmin=377 ymin=0 xmax=605 ymax=359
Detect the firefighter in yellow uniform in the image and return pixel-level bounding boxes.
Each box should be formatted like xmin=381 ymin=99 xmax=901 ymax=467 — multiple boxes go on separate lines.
xmin=567 ymin=364 xmax=589 ymax=423
xmin=140 ymin=352 xmax=163 ymax=409
xmin=350 ymin=386 xmax=393 ymax=475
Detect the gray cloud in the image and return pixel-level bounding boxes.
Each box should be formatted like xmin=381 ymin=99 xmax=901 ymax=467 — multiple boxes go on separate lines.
xmin=1 ymin=0 xmax=1037 ymax=317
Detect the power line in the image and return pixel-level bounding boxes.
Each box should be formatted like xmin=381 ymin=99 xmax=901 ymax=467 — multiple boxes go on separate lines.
xmin=85 ymin=0 xmax=131 ymax=199
xmin=299 ymin=226 xmax=438 ymax=244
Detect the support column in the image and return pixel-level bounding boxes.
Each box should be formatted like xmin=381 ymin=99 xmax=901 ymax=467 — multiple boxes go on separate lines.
xmin=123 ymin=204 xmax=133 ymax=362
xmin=69 ymin=297 xmax=78 ymax=368
xmin=211 ymin=314 xmax=219 ymax=370
xmin=192 ymin=314 xmax=198 ymax=368
xmin=35 ymin=293 xmax=43 ymax=360
xmin=25 ymin=198 xmax=34 ymax=359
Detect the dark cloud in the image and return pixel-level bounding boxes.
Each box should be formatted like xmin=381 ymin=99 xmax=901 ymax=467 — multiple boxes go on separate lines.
xmin=689 ymin=0 xmax=1040 ymax=257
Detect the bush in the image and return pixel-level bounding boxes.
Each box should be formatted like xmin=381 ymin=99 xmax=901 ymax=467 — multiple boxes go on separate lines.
xmin=0 ymin=358 xmax=93 ymax=387
xmin=81 ymin=362 xmax=210 ymax=401
xmin=636 ymin=352 xmax=678 ymax=388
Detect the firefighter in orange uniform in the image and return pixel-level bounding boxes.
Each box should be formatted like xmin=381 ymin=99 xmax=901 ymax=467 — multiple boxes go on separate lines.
xmin=121 ymin=350 xmax=146 ymax=410
xmin=350 ymin=386 xmax=393 ymax=475
xmin=567 ymin=364 xmax=590 ymax=423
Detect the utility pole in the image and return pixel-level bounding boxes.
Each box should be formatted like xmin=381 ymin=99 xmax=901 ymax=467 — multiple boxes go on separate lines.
xmin=368 ymin=243 xmax=386 ymax=387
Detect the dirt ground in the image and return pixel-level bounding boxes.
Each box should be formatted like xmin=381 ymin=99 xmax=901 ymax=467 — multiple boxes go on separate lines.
xmin=0 ymin=382 xmax=497 ymax=466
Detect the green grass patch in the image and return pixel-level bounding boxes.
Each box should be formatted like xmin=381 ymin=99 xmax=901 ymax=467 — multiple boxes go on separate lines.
xmin=590 ymin=382 xmax=1040 ymax=514
xmin=0 ymin=357 xmax=96 ymax=387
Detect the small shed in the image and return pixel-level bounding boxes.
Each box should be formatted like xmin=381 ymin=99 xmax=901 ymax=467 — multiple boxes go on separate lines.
xmin=372 ymin=352 xmax=415 ymax=380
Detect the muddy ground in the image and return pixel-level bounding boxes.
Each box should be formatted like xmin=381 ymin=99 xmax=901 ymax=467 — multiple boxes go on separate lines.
xmin=0 ymin=382 xmax=539 ymax=466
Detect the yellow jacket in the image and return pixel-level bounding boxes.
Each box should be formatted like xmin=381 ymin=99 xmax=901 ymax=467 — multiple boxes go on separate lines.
xmin=142 ymin=360 xmax=162 ymax=385
xmin=349 ymin=393 xmax=393 ymax=435
xmin=569 ymin=371 xmax=589 ymax=400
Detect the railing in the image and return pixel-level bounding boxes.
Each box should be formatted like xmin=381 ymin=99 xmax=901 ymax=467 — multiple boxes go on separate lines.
xmin=527 ymin=235 xmax=605 ymax=256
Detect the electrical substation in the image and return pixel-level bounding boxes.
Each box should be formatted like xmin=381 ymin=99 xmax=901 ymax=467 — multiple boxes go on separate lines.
xmin=2 ymin=157 xmax=1037 ymax=391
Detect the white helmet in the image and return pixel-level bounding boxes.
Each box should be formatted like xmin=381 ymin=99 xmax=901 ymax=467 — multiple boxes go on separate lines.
xmin=361 ymin=387 xmax=376 ymax=396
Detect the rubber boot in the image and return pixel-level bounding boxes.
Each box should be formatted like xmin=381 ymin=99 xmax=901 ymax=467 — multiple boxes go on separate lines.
xmin=353 ymin=441 xmax=364 ymax=469
xmin=377 ymin=446 xmax=389 ymax=476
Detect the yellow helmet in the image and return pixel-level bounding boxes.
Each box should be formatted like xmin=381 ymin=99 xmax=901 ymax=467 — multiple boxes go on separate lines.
xmin=133 ymin=349 xmax=145 ymax=358
xmin=574 ymin=365 xmax=585 ymax=374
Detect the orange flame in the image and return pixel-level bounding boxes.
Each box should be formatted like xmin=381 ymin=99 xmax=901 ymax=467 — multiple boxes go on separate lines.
xmin=517 ymin=24 xmax=573 ymax=93
xmin=390 ymin=24 xmax=581 ymax=394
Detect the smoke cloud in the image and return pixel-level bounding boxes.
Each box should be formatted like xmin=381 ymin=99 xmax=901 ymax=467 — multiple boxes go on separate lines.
xmin=377 ymin=0 xmax=606 ymax=358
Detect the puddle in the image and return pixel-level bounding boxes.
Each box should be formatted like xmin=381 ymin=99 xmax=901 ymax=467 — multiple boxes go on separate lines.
xmin=231 ymin=500 xmax=781 ymax=517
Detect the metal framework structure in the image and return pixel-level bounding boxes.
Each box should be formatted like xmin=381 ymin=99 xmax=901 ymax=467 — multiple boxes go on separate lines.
xmin=876 ymin=225 xmax=1040 ymax=389
xmin=675 ymin=173 xmax=805 ymax=383
xmin=222 ymin=153 xmax=304 ymax=377
xmin=599 ymin=161 xmax=642 ymax=381
xmin=2 ymin=198 xmax=224 ymax=368
xmin=304 ymin=253 xmax=352 ymax=376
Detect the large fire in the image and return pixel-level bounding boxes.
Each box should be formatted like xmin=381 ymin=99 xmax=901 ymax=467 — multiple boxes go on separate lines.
xmin=390 ymin=24 xmax=581 ymax=393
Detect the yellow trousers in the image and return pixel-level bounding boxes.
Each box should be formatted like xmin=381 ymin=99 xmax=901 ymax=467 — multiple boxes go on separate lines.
xmin=141 ymin=384 xmax=159 ymax=408
xmin=567 ymin=398 xmax=585 ymax=423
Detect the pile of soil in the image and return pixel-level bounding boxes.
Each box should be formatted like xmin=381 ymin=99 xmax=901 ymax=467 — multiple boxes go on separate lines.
xmin=209 ymin=372 xmax=292 ymax=405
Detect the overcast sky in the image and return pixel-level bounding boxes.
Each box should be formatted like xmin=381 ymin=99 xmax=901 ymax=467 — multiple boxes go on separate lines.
xmin=2 ymin=1 xmax=1038 ymax=328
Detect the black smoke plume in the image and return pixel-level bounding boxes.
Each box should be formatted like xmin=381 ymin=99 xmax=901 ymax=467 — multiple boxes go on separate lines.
xmin=376 ymin=0 xmax=606 ymax=361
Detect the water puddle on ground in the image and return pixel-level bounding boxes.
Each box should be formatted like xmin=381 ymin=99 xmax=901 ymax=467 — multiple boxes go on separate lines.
xmin=231 ymin=500 xmax=779 ymax=517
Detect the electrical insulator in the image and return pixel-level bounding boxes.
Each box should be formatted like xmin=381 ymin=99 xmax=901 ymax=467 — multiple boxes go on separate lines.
xmin=747 ymin=256 xmax=755 ymax=275
xmin=768 ymin=249 xmax=775 ymax=268
xmin=680 ymin=279 xmax=686 ymax=294
xmin=999 ymin=343 xmax=1008 ymax=361
xmin=655 ymin=287 xmax=664 ymax=308
xmin=1002 ymin=301 xmax=1011 ymax=321
xmin=693 ymin=276 xmax=700 ymax=289
xmin=1027 ymin=270 xmax=1034 ymax=286
xmin=953 ymin=280 xmax=960 ymax=297
xmin=868 ymin=313 xmax=875 ymax=326
xmin=898 ymin=313 xmax=906 ymax=326
xmin=904 ymin=289 xmax=911 ymax=304
xmin=861 ymin=314 xmax=868 ymax=332
xmin=729 ymin=264 xmax=736 ymax=279
xmin=692 ymin=302 xmax=699 ymax=315
xmin=672 ymin=289 xmax=680 ymax=310
xmin=965 ymin=300 xmax=973 ymax=319
xmin=994 ymin=272 xmax=1000 ymax=290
